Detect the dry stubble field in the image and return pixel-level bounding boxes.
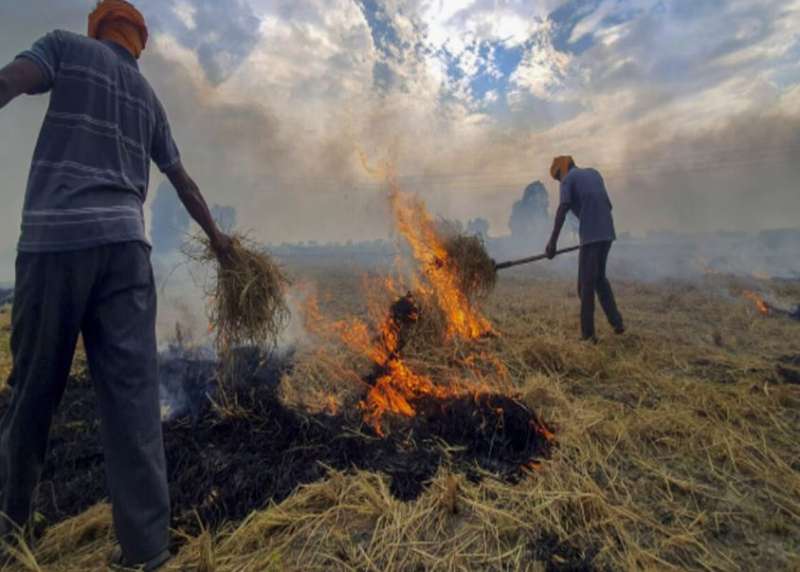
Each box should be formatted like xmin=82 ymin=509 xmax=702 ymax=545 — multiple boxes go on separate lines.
xmin=0 ymin=267 xmax=799 ymax=571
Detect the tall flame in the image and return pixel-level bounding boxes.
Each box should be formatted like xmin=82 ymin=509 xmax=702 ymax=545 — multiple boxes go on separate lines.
xmin=390 ymin=189 xmax=491 ymax=339
xmin=366 ymin=155 xmax=491 ymax=340
xmin=305 ymin=156 xmax=494 ymax=434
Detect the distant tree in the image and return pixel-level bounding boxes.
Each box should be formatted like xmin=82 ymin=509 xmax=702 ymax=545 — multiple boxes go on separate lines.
xmin=467 ymin=217 xmax=490 ymax=239
xmin=509 ymin=181 xmax=550 ymax=239
xmin=150 ymin=181 xmax=190 ymax=254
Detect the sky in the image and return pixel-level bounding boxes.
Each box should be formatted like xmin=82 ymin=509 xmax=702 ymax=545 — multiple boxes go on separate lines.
xmin=1 ymin=0 xmax=799 ymax=279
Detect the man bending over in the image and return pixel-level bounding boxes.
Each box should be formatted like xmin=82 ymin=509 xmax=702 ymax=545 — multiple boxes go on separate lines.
xmin=546 ymin=156 xmax=624 ymax=342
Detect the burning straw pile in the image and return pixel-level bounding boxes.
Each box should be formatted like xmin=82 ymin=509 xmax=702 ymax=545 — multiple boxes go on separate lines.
xmin=399 ymin=229 xmax=496 ymax=347
xmin=440 ymin=233 xmax=497 ymax=301
xmin=186 ymin=233 xmax=291 ymax=352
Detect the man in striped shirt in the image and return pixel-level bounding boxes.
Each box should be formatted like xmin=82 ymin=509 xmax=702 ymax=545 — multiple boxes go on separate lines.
xmin=0 ymin=1 xmax=232 ymax=569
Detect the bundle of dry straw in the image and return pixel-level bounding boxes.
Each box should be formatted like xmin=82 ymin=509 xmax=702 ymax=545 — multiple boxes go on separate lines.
xmin=389 ymin=231 xmax=496 ymax=348
xmin=187 ymin=233 xmax=291 ymax=353
xmin=441 ymin=233 xmax=497 ymax=300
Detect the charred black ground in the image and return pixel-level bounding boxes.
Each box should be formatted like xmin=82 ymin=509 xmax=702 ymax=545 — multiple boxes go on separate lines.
xmin=776 ymin=354 xmax=800 ymax=385
xmin=0 ymin=349 xmax=553 ymax=533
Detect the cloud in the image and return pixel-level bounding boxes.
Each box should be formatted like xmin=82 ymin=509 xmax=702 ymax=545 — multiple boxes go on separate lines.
xmin=137 ymin=0 xmax=262 ymax=84
xmin=0 ymin=0 xmax=799 ymax=284
xmin=509 ymin=18 xmax=575 ymax=102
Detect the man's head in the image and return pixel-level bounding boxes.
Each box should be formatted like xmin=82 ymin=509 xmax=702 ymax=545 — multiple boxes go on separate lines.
xmin=550 ymin=156 xmax=575 ymax=182
xmin=88 ymin=0 xmax=148 ymax=59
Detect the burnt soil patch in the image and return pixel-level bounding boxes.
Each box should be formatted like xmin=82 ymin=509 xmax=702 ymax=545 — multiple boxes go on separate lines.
xmin=0 ymin=351 xmax=552 ymax=534
xmin=775 ymin=355 xmax=800 ymax=385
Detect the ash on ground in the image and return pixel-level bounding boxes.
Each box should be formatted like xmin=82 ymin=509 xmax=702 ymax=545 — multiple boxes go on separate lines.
xmin=1 ymin=347 xmax=553 ymax=534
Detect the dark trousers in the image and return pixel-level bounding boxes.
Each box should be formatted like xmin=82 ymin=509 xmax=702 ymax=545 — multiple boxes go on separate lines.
xmin=0 ymin=242 xmax=169 ymax=564
xmin=578 ymin=241 xmax=624 ymax=339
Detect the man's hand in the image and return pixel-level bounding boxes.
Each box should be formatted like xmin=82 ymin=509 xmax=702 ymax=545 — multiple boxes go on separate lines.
xmin=547 ymin=203 xmax=571 ymax=261
xmin=210 ymin=231 xmax=235 ymax=264
xmin=545 ymin=240 xmax=557 ymax=260
xmin=167 ymin=161 xmax=236 ymax=264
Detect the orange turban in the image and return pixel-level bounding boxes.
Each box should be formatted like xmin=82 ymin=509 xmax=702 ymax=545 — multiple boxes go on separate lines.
xmin=550 ymin=156 xmax=574 ymax=181
xmin=88 ymin=0 xmax=148 ymax=59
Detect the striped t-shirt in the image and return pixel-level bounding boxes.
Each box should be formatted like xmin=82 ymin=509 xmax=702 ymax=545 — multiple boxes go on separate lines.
xmin=16 ymin=30 xmax=181 ymax=252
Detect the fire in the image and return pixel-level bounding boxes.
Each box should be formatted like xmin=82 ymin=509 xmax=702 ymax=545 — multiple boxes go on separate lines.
xmin=304 ymin=292 xmax=458 ymax=435
xmin=523 ymin=460 xmax=543 ymax=472
xmin=303 ymin=156 xmax=495 ymax=434
xmin=387 ymin=188 xmax=491 ymax=339
xmin=366 ymin=156 xmax=491 ymax=340
xmin=358 ymin=159 xmax=494 ymax=432
xmin=537 ymin=424 xmax=556 ymax=443
xmin=324 ymin=395 xmax=340 ymax=415
xmin=743 ymin=291 xmax=771 ymax=316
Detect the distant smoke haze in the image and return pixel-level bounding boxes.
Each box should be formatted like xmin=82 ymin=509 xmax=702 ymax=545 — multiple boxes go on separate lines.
xmin=0 ymin=0 xmax=798 ymax=284
xmin=151 ymin=182 xmax=190 ymax=255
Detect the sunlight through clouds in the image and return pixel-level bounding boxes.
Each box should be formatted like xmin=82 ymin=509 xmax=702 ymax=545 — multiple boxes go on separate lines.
xmin=0 ymin=0 xmax=798 ymax=274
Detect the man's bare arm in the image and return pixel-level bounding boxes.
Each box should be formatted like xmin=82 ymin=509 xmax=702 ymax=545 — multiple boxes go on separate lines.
xmin=165 ymin=161 xmax=232 ymax=254
xmin=546 ymin=203 xmax=571 ymax=259
xmin=0 ymin=59 xmax=46 ymax=110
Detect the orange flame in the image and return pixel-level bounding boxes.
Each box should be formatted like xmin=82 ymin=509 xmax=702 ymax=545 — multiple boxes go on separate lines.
xmin=523 ymin=460 xmax=543 ymax=472
xmin=537 ymin=424 xmax=557 ymax=443
xmin=301 ymin=156 xmax=498 ymax=434
xmin=325 ymin=395 xmax=340 ymax=415
xmin=367 ymin=155 xmax=491 ymax=340
xmin=357 ymin=158 xmax=497 ymax=432
xmin=743 ymin=291 xmax=770 ymax=316
xmin=388 ymin=187 xmax=491 ymax=339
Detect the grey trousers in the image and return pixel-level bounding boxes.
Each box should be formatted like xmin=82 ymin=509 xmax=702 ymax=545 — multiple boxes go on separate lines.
xmin=578 ymin=241 xmax=624 ymax=339
xmin=0 ymin=242 xmax=169 ymax=564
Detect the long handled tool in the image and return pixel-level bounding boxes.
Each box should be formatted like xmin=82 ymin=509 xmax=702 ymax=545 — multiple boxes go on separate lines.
xmin=494 ymin=245 xmax=580 ymax=271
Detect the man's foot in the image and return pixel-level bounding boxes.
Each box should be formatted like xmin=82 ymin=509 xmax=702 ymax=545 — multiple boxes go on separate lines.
xmin=108 ymin=546 xmax=171 ymax=572
xmin=580 ymin=335 xmax=598 ymax=344
xmin=614 ymin=325 xmax=625 ymax=335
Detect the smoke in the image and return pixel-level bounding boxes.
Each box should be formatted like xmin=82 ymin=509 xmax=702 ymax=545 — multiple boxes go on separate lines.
xmin=610 ymin=103 xmax=800 ymax=236
xmin=0 ymin=0 xmax=798 ymax=285
xmin=145 ymin=0 xmax=262 ymax=85
xmin=150 ymin=181 xmax=190 ymax=255
xmin=509 ymin=181 xmax=551 ymax=240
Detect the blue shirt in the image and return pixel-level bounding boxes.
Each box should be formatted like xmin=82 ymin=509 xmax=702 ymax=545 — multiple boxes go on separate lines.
xmin=559 ymin=167 xmax=616 ymax=245
xmin=15 ymin=30 xmax=181 ymax=253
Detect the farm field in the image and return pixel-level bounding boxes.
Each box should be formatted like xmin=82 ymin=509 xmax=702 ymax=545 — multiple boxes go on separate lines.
xmin=1 ymin=268 xmax=799 ymax=571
